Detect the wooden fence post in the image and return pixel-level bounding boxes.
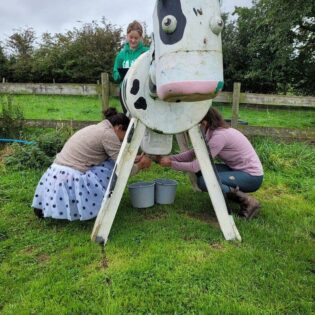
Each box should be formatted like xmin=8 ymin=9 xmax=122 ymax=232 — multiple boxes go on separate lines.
xmin=2 ymin=78 xmax=5 ymax=83
xmin=231 ymin=82 xmax=241 ymax=128
xmin=101 ymin=72 xmax=110 ymax=111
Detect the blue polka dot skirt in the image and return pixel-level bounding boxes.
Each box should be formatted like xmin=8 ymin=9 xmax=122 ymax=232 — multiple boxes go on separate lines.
xmin=32 ymin=160 xmax=115 ymax=221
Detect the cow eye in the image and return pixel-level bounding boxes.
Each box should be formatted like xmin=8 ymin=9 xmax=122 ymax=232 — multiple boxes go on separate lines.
xmin=162 ymin=15 xmax=177 ymax=34
xmin=210 ymin=17 xmax=224 ymax=35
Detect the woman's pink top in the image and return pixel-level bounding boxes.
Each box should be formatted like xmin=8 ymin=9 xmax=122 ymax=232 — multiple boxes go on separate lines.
xmin=171 ymin=127 xmax=263 ymax=176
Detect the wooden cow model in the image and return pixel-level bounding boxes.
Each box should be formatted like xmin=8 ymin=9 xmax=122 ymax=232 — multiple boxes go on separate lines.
xmin=91 ymin=0 xmax=241 ymax=244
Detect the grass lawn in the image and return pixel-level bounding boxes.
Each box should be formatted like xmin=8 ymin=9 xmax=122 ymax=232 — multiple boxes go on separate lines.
xmin=1 ymin=94 xmax=315 ymax=129
xmin=0 ymin=136 xmax=314 ymax=314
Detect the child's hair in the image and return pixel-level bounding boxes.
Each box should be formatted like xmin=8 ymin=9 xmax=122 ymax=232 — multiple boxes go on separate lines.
xmin=202 ymin=107 xmax=229 ymax=130
xmin=103 ymin=107 xmax=130 ymax=131
xmin=127 ymin=20 xmax=143 ymax=37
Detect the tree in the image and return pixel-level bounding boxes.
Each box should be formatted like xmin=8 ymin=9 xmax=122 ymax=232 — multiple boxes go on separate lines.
xmin=141 ymin=22 xmax=152 ymax=47
xmin=32 ymin=19 xmax=123 ymax=83
xmin=6 ymin=28 xmax=36 ymax=82
xmin=63 ymin=19 xmax=122 ymax=82
xmin=248 ymin=0 xmax=314 ymax=94
xmin=4 ymin=20 xmax=123 ymax=83
xmin=222 ymin=13 xmax=254 ymax=92
xmin=31 ymin=32 xmax=58 ymax=82
xmin=277 ymin=0 xmax=315 ymax=95
xmin=0 ymin=44 xmax=8 ymax=79
xmin=222 ymin=0 xmax=315 ymax=95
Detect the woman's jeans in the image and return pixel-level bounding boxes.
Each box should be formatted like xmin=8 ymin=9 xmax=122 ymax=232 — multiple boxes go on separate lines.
xmin=196 ymin=164 xmax=263 ymax=193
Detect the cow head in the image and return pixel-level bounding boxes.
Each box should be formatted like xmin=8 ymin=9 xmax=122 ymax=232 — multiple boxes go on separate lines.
xmin=151 ymin=0 xmax=224 ymax=102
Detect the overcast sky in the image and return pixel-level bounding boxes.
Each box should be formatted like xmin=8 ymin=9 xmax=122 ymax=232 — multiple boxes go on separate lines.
xmin=0 ymin=0 xmax=253 ymax=42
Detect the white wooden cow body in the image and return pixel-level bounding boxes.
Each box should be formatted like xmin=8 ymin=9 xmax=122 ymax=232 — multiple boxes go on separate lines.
xmin=92 ymin=0 xmax=241 ymax=244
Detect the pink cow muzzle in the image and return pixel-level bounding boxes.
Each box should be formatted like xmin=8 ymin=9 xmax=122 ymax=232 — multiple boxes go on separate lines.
xmin=157 ymin=80 xmax=223 ymax=102
xmin=154 ymin=50 xmax=224 ymax=102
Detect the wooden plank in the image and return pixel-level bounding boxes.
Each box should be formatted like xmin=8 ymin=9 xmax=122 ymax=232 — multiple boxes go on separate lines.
xmin=0 ymin=80 xmax=314 ymax=108
xmin=189 ymin=125 xmax=241 ymax=241
xmin=109 ymin=82 xmax=120 ymax=97
xmin=213 ymin=92 xmax=315 ymax=108
xmin=240 ymin=93 xmax=315 ymax=108
xmin=238 ymin=125 xmax=315 ymax=143
xmin=101 ymin=73 xmax=110 ymax=110
xmin=0 ymin=83 xmax=99 ymax=96
xmin=213 ymin=92 xmax=232 ymax=103
xmin=21 ymin=119 xmax=96 ymax=129
xmin=0 ymin=118 xmax=313 ymax=143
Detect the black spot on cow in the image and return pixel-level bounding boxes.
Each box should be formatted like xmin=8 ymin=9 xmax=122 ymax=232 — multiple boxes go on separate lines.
xmin=134 ymin=97 xmax=147 ymax=110
xmin=130 ymin=79 xmax=140 ymax=95
xmin=157 ymin=0 xmax=186 ymax=45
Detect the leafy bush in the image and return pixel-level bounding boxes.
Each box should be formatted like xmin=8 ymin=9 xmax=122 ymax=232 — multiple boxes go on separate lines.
xmin=37 ymin=128 xmax=71 ymax=157
xmin=4 ymin=143 xmax=51 ymax=170
xmin=4 ymin=128 xmax=71 ymax=170
xmin=0 ymin=95 xmax=24 ymax=139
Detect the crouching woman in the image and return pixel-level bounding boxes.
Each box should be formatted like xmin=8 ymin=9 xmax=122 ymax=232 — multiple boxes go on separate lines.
xmin=159 ymin=107 xmax=263 ymax=219
xmin=32 ymin=108 xmax=151 ymax=221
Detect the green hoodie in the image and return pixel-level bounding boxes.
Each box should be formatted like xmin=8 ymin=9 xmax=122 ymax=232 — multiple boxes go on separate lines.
xmin=113 ymin=42 xmax=149 ymax=83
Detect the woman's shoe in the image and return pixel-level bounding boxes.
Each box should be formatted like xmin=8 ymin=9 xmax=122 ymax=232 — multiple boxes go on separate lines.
xmin=227 ymin=187 xmax=260 ymax=220
xmin=33 ymin=208 xmax=44 ymax=219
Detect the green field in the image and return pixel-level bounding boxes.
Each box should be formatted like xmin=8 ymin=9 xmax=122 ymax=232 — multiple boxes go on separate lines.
xmin=0 ymin=95 xmax=314 ymax=314
xmin=1 ymin=94 xmax=315 ymax=129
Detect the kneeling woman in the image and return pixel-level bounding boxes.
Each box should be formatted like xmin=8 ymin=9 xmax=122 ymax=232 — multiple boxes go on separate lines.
xmin=159 ymin=107 xmax=263 ymax=219
xmin=32 ymin=108 xmax=151 ymax=221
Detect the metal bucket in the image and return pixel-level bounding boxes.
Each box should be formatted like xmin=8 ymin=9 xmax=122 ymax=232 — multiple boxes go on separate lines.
xmin=155 ymin=179 xmax=178 ymax=205
xmin=128 ymin=181 xmax=155 ymax=208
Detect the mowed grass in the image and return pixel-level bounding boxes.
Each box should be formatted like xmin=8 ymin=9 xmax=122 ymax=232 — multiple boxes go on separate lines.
xmin=215 ymin=104 xmax=315 ymax=129
xmin=0 ymin=94 xmax=121 ymax=122
xmin=1 ymin=94 xmax=315 ymax=128
xmin=0 ymin=94 xmax=314 ymax=313
xmin=0 ymin=137 xmax=314 ymax=314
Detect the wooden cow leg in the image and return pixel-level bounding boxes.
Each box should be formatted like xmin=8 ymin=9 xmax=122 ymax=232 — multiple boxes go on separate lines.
xmin=91 ymin=118 xmax=146 ymax=244
xmin=175 ymin=133 xmax=201 ymax=192
xmin=188 ymin=125 xmax=241 ymax=241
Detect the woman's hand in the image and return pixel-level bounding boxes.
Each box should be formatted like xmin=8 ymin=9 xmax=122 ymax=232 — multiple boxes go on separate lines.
xmin=136 ymin=154 xmax=152 ymax=170
xmin=159 ymin=156 xmax=172 ymax=167
xmin=135 ymin=153 xmax=144 ymax=163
